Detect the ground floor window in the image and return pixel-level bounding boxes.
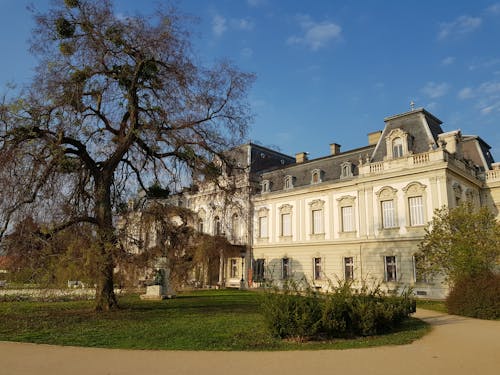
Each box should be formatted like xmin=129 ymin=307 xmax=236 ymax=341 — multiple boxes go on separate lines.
xmin=282 ymin=258 xmax=290 ymax=279
xmin=313 ymin=257 xmax=322 ymax=280
xmin=385 ymin=256 xmax=397 ymax=282
xmin=344 ymin=257 xmax=354 ymax=280
xmin=230 ymin=259 xmax=238 ymax=278
xmin=254 ymin=258 xmax=265 ymax=282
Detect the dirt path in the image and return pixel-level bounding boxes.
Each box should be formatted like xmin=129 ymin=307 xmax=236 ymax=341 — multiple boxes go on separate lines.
xmin=1 ymin=309 xmax=499 ymax=375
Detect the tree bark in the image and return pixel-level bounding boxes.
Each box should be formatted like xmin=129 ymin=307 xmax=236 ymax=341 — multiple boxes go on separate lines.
xmin=94 ymin=174 xmax=118 ymax=311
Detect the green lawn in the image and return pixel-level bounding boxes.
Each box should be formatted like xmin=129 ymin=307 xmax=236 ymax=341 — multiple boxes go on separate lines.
xmin=0 ymin=290 xmax=430 ymax=351
xmin=416 ymin=299 xmax=447 ymax=313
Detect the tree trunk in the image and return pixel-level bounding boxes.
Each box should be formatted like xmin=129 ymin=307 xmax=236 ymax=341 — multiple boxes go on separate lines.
xmin=94 ymin=175 xmax=118 ymax=311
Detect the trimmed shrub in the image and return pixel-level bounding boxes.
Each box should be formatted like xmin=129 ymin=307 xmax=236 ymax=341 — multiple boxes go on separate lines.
xmin=261 ymin=280 xmax=322 ymax=340
xmin=261 ymin=280 xmax=416 ymax=341
xmin=446 ymin=273 xmax=500 ymax=320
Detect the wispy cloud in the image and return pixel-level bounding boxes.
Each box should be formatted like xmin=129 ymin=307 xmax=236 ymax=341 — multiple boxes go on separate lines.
xmin=247 ymin=0 xmax=267 ymax=7
xmin=241 ymin=47 xmax=253 ymax=58
xmin=458 ymin=87 xmax=474 ymax=99
xmin=486 ymin=3 xmax=500 ymax=14
xmin=212 ymin=15 xmax=255 ymax=36
xmin=441 ymin=56 xmax=455 ymax=66
xmin=438 ymin=15 xmax=482 ymax=40
xmin=421 ymin=82 xmax=450 ymax=99
xmin=231 ymin=18 xmax=254 ymax=31
xmin=468 ymin=58 xmax=500 ymax=71
xmin=457 ymin=80 xmax=500 ymax=115
xmin=212 ymin=15 xmax=227 ymax=36
xmin=287 ymin=15 xmax=342 ymax=51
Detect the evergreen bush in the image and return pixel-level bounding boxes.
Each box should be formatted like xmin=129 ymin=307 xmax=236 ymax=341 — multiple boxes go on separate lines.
xmin=261 ymin=279 xmax=416 ymax=341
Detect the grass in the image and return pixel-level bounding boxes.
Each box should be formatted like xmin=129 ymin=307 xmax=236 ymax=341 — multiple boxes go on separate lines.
xmin=0 ymin=289 xmax=430 ymax=351
xmin=416 ymin=299 xmax=447 ymax=313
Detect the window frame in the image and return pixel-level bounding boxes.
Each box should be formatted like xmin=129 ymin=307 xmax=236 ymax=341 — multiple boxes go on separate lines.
xmin=282 ymin=257 xmax=290 ymax=280
xmin=253 ymin=258 xmax=265 ymax=282
xmin=376 ymin=186 xmax=399 ymax=230
xmin=278 ymin=204 xmax=293 ymax=239
xmin=384 ymin=256 xmax=397 ymax=282
xmin=403 ymin=182 xmax=427 ymax=228
xmin=313 ymin=257 xmax=322 ymax=280
xmin=344 ymin=257 xmax=354 ymax=280
xmin=230 ymin=259 xmax=238 ymax=278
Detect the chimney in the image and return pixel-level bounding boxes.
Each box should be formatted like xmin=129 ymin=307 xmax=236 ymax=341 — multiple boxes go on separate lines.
xmin=368 ymin=130 xmax=382 ymax=145
xmin=329 ymin=143 xmax=341 ymax=155
xmin=295 ymin=152 xmax=308 ymax=163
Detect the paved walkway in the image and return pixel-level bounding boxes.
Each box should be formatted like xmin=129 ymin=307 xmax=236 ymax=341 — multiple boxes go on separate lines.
xmin=1 ymin=309 xmax=499 ymax=375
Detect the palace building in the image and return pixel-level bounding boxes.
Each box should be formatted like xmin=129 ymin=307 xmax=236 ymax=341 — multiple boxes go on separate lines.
xmin=126 ymin=107 xmax=500 ymax=298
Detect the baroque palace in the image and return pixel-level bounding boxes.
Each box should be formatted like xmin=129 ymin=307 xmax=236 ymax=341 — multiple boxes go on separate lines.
xmin=127 ymin=107 xmax=500 ymax=299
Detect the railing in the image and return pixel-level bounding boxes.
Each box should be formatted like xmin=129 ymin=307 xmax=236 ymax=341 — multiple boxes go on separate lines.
xmin=486 ymin=169 xmax=500 ymax=182
xmin=412 ymin=153 xmax=430 ymax=165
xmin=361 ymin=149 xmax=478 ymax=179
xmin=369 ymin=162 xmax=384 ymax=173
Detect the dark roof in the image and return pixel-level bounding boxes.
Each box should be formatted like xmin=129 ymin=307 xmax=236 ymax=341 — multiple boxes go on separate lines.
xmin=371 ymin=108 xmax=444 ymax=162
xmin=261 ymin=145 xmax=375 ymax=191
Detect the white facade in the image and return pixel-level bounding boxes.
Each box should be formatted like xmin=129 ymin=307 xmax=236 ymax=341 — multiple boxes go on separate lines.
xmin=250 ymin=108 xmax=499 ymax=299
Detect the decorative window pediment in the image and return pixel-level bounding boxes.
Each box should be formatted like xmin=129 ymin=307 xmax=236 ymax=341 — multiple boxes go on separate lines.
xmin=375 ymin=186 xmax=398 ymax=199
xmin=279 ymin=204 xmax=293 ymax=214
xmin=337 ymin=195 xmax=356 ymax=206
xmin=403 ymin=182 xmax=427 ymax=196
xmin=385 ymin=128 xmax=411 ymax=159
xmin=308 ymin=199 xmax=325 ymax=210
xmin=257 ymin=207 xmax=269 ymax=217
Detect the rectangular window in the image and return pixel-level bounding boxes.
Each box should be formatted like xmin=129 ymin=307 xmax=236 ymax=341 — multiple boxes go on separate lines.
xmin=282 ymin=258 xmax=290 ymax=279
xmin=312 ymin=209 xmax=324 ymax=234
xmin=341 ymin=206 xmax=354 ymax=232
xmin=313 ymin=257 xmax=322 ymax=280
xmin=408 ymin=196 xmax=424 ymax=226
xmin=259 ymin=216 xmax=268 ymax=238
xmin=344 ymin=257 xmax=354 ymax=280
xmin=385 ymin=256 xmax=397 ymax=282
xmin=230 ymin=259 xmax=238 ymax=278
xmin=281 ymin=213 xmax=291 ymax=236
xmin=254 ymin=259 xmax=265 ymax=282
xmin=381 ymin=200 xmax=396 ymax=228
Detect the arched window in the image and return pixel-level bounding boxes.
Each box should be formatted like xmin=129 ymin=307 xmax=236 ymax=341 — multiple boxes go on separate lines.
xmin=231 ymin=213 xmax=240 ymax=239
xmin=311 ymin=169 xmax=322 ymax=184
xmin=284 ymin=175 xmax=294 ymax=190
xmin=392 ymin=137 xmax=403 ymax=158
xmin=214 ymin=216 xmax=221 ymax=236
xmin=198 ymin=218 xmax=204 ymax=233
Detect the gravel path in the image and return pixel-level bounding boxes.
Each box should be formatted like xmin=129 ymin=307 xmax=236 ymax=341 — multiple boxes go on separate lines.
xmin=1 ymin=309 xmax=499 ymax=375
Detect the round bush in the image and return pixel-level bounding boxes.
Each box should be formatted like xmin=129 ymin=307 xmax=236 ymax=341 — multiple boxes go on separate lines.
xmin=446 ymin=273 xmax=500 ymax=320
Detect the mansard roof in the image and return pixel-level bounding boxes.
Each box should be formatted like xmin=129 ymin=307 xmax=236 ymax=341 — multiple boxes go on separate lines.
xmin=370 ymin=108 xmax=444 ymax=162
xmin=261 ymin=144 xmax=375 ymax=191
xmin=225 ymin=142 xmax=295 ymax=174
xmin=258 ymin=107 xmax=496 ymax=193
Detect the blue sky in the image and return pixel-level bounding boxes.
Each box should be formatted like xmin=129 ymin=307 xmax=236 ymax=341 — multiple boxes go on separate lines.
xmin=1 ymin=0 xmax=500 ymax=161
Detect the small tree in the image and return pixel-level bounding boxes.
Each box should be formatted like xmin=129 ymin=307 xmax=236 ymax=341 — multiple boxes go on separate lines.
xmin=416 ymin=203 xmax=500 ymax=284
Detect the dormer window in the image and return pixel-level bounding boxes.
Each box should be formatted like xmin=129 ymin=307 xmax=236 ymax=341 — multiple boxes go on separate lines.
xmin=284 ymin=175 xmax=294 ymax=190
xmin=393 ymin=138 xmax=403 ymax=158
xmin=311 ymin=169 xmax=322 ymax=184
xmin=340 ymin=162 xmax=353 ymax=179
xmin=385 ymin=129 xmax=410 ymax=160
xmin=261 ymin=180 xmax=270 ymax=193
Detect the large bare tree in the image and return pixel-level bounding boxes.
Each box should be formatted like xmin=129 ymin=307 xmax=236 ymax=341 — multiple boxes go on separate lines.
xmin=0 ymin=0 xmax=254 ymax=310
